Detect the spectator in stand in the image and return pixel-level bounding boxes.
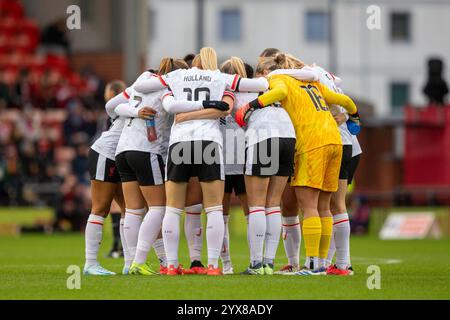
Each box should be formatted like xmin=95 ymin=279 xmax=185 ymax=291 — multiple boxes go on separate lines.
xmin=41 ymin=18 xmax=71 ymax=56
xmin=423 ymin=58 xmax=448 ymax=105
xmin=11 ymin=69 xmax=35 ymax=109
xmin=72 ymin=143 xmax=90 ymax=184
xmin=80 ymin=65 xmax=106 ymax=110
xmin=0 ymin=70 xmax=10 ymax=110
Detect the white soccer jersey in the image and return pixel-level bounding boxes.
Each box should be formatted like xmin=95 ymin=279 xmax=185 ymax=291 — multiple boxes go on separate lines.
xmin=124 ymin=70 xmax=153 ymax=100
xmin=313 ymin=65 xmax=353 ymax=146
xmin=115 ymin=88 xmax=172 ymax=158
xmin=351 ymin=134 xmax=362 ymax=157
xmin=162 ymin=67 xmax=239 ymax=147
xmin=92 ymin=70 xmax=154 ymax=160
xmin=91 ymin=118 xmax=125 ymax=160
xmin=236 ymin=92 xmax=296 ymax=147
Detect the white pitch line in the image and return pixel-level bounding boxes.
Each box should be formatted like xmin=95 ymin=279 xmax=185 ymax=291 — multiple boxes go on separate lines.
xmin=350 ymin=257 xmax=403 ymax=265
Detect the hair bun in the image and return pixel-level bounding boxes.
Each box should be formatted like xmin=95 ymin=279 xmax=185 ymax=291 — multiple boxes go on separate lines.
xmin=274 ymin=53 xmax=287 ymax=65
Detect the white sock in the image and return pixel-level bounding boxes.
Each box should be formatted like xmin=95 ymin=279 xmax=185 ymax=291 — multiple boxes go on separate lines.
xmin=123 ymin=208 xmax=145 ymax=260
xmin=245 ymin=215 xmax=250 ymax=250
xmin=220 ymin=215 xmax=231 ymax=264
xmin=85 ymin=214 xmax=104 ymax=267
xmin=134 ymin=207 xmax=165 ymax=265
xmin=119 ymin=218 xmax=132 ymax=269
xmin=153 ymin=238 xmax=167 ymax=267
xmin=326 ymin=232 xmax=336 ymax=267
xmin=205 ymin=206 xmax=225 ymax=268
xmin=333 ymin=213 xmax=351 ymax=270
xmin=248 ymin=207 xmax=266 ymax=266
xmin=162 ymin=207 xmax=183 ymax=267
xmin=282 ymin=216 xmax=301 ymax=268
xmin=263 ymin=207 xmax=281 ymax=265
xmin=184 ymin=204 xmax=203 ymax=262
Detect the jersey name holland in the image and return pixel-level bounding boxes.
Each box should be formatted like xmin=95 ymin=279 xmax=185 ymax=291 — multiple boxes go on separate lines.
xmin=163 ymin=67 xmax=237 ymax=147
xmin=236 ymin=92 xmax=296 ymax=147
xmin=91 ymin=71 xmax=153 ymax=160
xmin=115 ymin=88 xmax=172 ymax=159
xmin=313 ymin=65 xmax=353 ymax=145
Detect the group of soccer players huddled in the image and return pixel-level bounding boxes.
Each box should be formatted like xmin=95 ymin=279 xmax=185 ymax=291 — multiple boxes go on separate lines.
xmin=83 ymin=47 xmax=361 ymax=277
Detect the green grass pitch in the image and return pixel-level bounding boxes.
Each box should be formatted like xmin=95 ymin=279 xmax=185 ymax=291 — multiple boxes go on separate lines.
xmin=0 ymin=207 xmax=449 ymax=300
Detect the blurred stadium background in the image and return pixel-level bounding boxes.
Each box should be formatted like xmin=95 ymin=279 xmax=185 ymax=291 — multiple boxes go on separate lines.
xmin=1 ymin=0 xmax=450 ymax=240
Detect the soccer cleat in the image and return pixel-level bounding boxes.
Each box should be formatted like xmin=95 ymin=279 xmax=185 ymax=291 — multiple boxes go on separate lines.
xmin=159 ymin=264 xmax=168 ymax=275
xmin=166 ymin=264 xmax=184 ymax=276
xmin=122 ymin=265 xmax=130 ymax=275
xmin=292 ymin=266 xmax=326 ymax=276
xmin=326 ymin=264 xmax=352 ymax=276
xmin=129 ymin=262 xmax=159 ymax=275
xmin=241 ymin=263 xmax=264 ymax=275
xmin=222 ymin=262 xmax=234 ymax=275
xmin=207 ymin=265 xmax=222 ymax=276
xmin=263 ymin=263 xmax=274 ymax=275
xmin=274 ymin=264 xmax=299 ymax=275
xmin=348 ymin=266 xmax=354 ymax=276
xmin=310 ymin=266 xmax=327 ymax=275
xmin=83 ymin=264 xmax=116 ymax=276
xmin=184 ymin=260 xmax=207 ymax=275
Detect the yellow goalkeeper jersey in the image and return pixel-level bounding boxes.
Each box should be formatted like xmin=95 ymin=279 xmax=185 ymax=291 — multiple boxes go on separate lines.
xmin=257 ymin=74 xmax=357 ymax=154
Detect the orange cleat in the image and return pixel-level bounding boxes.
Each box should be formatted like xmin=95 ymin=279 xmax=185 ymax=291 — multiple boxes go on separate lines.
xmin=184 ymin=260 xmax=208 ymax=275
xmin=326 ymin=264 xmax=351 ymax=276
xmin=191 ymin=266 xmax=208 ymax=275
xmin=159 ymin=264 xmax=168 ymax=275
xmin=207 ymin=265 xmax=222 ymax=276
xmin=166 ymin=264 xmax=184 ymax=276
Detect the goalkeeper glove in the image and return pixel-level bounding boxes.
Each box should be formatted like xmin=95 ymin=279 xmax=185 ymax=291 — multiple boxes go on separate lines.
xmin=234 ymin=99 xmax=262 ymax=127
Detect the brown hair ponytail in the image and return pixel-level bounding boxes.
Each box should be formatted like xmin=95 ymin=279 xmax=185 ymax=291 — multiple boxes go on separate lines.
xmin=158 ymin=57 xmax=188 ymax=75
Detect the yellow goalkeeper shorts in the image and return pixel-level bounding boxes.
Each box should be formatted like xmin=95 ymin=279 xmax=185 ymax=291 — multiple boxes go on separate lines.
xmin=291 ymin=144 xmax=342 ymax=192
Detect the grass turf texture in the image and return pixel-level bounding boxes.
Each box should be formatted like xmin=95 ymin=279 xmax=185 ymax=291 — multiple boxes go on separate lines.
xmin=0 ymin=207 xmax=449 ymax=300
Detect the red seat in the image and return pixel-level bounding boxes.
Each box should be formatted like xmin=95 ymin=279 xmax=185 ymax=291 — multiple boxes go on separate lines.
xmin=0 ymin=0 xmax=24 ymax=20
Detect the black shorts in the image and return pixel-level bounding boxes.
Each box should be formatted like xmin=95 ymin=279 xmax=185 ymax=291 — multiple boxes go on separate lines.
xmin=224 ymin=175 xmax=246 ymax=195
xmin=166 ymin=140 xmax=224 ymax=183
xmin=88 ymin=149 xmax=120 ymax=183
xmin=245 ymin=138 xmax=295 ymax=177
xmin=115 ymin=151 xmax=165 ymax=186
xmin=339 ymin=145 xmax=354 ymax=180
xmin=347 ymin=154 xmax=361 ymax=185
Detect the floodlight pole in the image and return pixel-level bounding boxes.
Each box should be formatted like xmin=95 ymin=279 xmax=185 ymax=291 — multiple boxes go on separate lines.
xmin=328 ymin=0 xmax=337 ymax=74
xmin=123 ymin=0 xmax=140 ymax=83
xmin=196 ymin=0 xmax=205 ymax=51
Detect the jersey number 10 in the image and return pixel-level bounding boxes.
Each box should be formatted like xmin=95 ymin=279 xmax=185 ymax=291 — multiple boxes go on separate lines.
xmin=183 ymin=87 xmax=211 ymax=102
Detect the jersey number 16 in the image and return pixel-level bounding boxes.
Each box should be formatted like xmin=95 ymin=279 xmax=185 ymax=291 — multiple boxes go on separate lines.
xmin=300 ymin=85 xmax=328 ymax=112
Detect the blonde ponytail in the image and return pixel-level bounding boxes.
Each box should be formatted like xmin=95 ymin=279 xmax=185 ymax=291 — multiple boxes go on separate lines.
xmin=220 ymin=56 xmax=247 ymax=78
xmin=192 ymin=47 xmax=218 ymax=70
